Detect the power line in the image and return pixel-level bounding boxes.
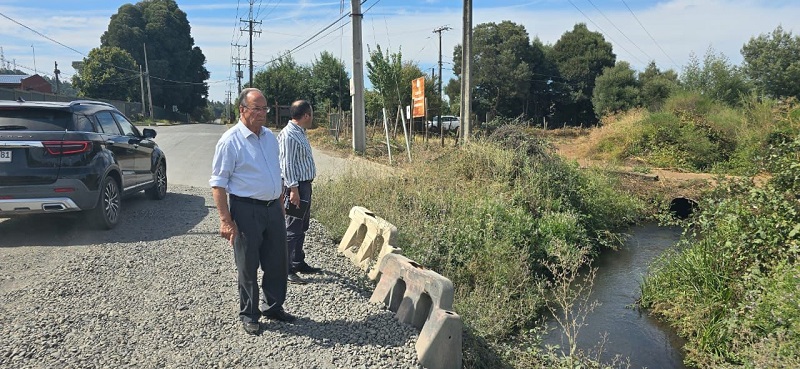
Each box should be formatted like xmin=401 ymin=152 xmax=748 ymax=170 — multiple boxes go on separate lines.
xmin=620 ymin=0 xmax=679 ymax=70
xmin=566 ymin=0 xmax=646 ymax=66
xmin=584 ymin=0 xmax=653 ymax=63
xmin=256 ymin=2 xmax=361 ymax=68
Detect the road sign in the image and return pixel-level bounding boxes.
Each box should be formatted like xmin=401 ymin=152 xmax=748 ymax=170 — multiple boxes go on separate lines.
xmin=411 ymin=77 xmax=425 ymax=118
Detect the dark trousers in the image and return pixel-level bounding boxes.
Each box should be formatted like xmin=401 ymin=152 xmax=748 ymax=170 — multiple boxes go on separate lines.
xmin=285 ymin=181 xmax=312 ymax=273
xmin=230 ymin=198 xmax=288 ymax=323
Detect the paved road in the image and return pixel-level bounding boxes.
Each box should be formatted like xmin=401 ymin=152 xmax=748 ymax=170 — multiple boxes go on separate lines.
xmin=152 ymin=123 xmax=389 ymax=188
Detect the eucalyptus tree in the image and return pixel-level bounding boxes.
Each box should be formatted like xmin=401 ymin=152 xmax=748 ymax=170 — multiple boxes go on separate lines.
xmin=741 ymin=25 xmax=800 ymax=99
xmin=681 ymin=48 xmax=751 ymax=106
xmin=452 ymin=21 xmax=536 ymax=120
xmin=592 ymin=61 xmax=640 ymax=118
xmin=253 ymin=54 xmax=312 ymax=106
xmin=310 ymin=51 xmax=351 ymax=111
xmin=551 ymin=23 xmax=616 ymax=126
xmin=638 ymin=61 xmax=678 ymax=112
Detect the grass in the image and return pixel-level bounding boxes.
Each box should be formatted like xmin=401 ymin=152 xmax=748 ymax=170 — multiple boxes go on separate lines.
xmin=585 ymin=93 xmax=800 ymax=175
xmin=639 ymin=137 xmax=800 ymax=368
xmin=309 ymin=123 xmax=646 ymax=368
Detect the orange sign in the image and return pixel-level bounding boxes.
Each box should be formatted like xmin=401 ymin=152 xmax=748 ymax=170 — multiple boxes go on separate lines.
xmin=411 ymin=77 xmax=425 ymax=118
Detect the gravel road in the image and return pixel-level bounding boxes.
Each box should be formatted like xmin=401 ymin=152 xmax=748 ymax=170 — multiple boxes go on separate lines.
xmin=0 ymin=185 xmax=422 ymax=369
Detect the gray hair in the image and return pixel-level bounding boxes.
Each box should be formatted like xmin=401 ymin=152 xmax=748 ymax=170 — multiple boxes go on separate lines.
xmin=238 ymin=88 xmax=262 ymax=107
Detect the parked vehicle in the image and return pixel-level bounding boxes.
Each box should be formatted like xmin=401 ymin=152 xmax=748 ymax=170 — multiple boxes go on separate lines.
xmin=426 ymin=115 xmax=460 ymax=132
xmin=0 ymin=99 xmax=167 ymax=229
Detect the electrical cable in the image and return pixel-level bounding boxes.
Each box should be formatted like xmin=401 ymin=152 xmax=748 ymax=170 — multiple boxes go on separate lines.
xmin=566 ymin=0 xmax=646 ymax=66
xmin=620 ymin=0 xmax=679 ymax=69
xmin=584 ymin=0 xmax=653 ymax=63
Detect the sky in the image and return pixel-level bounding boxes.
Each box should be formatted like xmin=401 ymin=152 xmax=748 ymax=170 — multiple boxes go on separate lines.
xmin=0 ymin=0 xmax=799 ymax=104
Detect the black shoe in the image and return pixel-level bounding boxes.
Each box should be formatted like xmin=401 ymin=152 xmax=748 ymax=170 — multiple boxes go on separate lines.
xmin=242 ymin=321 xmax=260 ymax=335
xmin=295 ymin=264 xmax=322 ymax=274
xmin=287 ymin=272 xmax=308 ymax=284
xmin=263 ymin=309 xmax=296 ymax=323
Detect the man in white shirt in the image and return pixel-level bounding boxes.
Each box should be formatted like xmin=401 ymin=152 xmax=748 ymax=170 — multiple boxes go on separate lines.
xmin=210 ymin=88 xmax=296 ymax=335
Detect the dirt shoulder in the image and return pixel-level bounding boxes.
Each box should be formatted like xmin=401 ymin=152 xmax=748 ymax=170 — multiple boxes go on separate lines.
xmin=550 ymin=132 xmax=718 ymax=204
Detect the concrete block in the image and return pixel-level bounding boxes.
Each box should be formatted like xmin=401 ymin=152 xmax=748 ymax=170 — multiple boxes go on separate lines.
xmin=337 ymin=206 xmax=400 ymax=279
xmin=370 ymin=253 xmax=462 ymax=369
xmin=417 ymin=309 xmax=463 ymax=369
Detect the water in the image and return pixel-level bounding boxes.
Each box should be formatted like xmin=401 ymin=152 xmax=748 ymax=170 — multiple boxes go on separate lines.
xmin=543 ymin=223 xmax=689 ymax=369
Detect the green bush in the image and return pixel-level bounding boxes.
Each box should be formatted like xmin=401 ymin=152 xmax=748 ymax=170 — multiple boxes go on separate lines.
xmin=588 ymin=93 xmax=800 ymax=174
xmin=766 ymin=133 xmax=800 ymax=194
xmin=313 ymin=131 xmax=645 ymax=367
xmin=640 ymin=166 xmax=800 ymax=367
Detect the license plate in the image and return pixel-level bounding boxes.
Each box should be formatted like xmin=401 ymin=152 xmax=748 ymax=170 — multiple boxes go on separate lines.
xmin=0 ymin=150 xmax=10 ymax=163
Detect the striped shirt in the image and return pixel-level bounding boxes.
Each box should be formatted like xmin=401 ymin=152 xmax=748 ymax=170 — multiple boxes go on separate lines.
xmin=278 ymin=120 xmax=316 ymax=188
xmin=209 ymin=121 xmax=283 ymax=201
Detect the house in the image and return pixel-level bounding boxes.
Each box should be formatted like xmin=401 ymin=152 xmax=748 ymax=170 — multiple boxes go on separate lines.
xmin=0 ymin=74 xmax=52 ymax=94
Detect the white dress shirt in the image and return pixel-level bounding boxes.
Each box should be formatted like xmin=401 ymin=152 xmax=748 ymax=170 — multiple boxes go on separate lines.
xmin=209 ymin=121 xmax=282 ymax=201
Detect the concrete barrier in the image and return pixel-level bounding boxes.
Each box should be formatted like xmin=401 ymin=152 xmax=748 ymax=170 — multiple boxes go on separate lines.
xmin=370 ymin=253 xmax=463 ymax=369
xmin=337 ymin=206 xmax=401 ymax=280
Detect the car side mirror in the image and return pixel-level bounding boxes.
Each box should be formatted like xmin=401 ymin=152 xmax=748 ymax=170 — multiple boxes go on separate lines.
xmin=142 ymin=128 xmax=157 ymax=139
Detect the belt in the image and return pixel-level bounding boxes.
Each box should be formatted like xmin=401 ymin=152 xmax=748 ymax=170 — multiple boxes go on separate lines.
xmin=230 ymin=194 xmax=277 ymax=207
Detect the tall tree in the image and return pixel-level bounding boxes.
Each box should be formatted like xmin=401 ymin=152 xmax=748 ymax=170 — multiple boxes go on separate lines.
xmin=528 ymin=38 xmax=560 ymax=123
xmin=551 ymin=23 xmax=616 ymax=126
xmin=310 ymin=51 xmax=350 ymax=111
xmin=253 ymin=54 xmax=311 ymax=106
xmin=741 ymin=25 xmax=800 ymax=99
xmin=365 ymin=46 xmax=432 ymax=124
xmin=681 ymin=47 xmax=751 ymax=106
xmin=452 ymin=21 xmax=535 ymax=120
xmin=72 ymin=46 xmax=139 ymax=101
xmin=101 ymin=0 xmax=209 ymax=117
xmin=638 ymin=61 xmax=678 ymax=111
xmin=592 ymin=61 xmax=640 ymax=118
xmin=366 ymin=45 xmax=406 ymax=109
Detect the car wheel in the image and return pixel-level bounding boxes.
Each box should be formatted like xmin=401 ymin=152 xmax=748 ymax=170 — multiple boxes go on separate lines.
xmin=146 ymin=161 xmax=167 ymax=200
xmin=90 ymin=175 xmax=121 ymax=229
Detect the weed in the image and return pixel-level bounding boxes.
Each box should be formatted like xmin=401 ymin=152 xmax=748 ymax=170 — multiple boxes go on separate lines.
xmin=640 ymin=149 xmax=800 ymax=367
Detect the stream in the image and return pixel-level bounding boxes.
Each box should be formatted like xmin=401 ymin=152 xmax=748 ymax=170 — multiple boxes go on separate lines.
xmin=543 ymin=223 xmax=689 ymax=369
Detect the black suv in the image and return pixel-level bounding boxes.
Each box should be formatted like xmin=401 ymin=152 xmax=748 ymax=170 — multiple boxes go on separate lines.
xmin=0 ymin=99 xmax=167 ymax=229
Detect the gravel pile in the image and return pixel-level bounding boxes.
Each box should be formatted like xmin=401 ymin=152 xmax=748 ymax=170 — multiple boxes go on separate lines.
xmin=0 ymin=185 xmax=422 ymax=369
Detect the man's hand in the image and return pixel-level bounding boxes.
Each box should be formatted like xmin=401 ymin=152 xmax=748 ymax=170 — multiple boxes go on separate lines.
xmin=289 ymin=187 xmax=300 ymax=207
xmin=220 ymin=218 xmax=237 ymax=246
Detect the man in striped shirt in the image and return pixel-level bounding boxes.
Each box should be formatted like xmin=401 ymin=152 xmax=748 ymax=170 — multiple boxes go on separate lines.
xmin=278 ymin=100 xmax=321 ymax=284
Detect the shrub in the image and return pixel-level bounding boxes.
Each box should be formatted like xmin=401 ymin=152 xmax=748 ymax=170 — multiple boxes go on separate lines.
xmin=640 ymin=164 xmax=800 ymax=367
xmin=313 ymin=135 xmax=645 ymax=368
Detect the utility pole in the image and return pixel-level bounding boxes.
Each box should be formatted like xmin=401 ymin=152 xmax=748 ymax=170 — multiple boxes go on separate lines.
xmin=31 ymin=45 xmax=37 ymax=74
xmin=240 ymin=1 xmax=261 ymax=87
xmin=227 ymin=89 xmax=234 ymax=123
xmin=53 ymin=61 xmax=61 ymax=95
xmin=143 ymin=43 xmax=154 ymax=120
xmin=139 ymin=65 xmax=146 ymax=116
xmin=232 ymin=43 xmax=246 ymax=94
xmin=351 ymin=0 xmax=366 ymax=154
xmin=460 ymin=0 xmax=473 ymax=143
xmin=433 ymin=26 xmax=451 ymax=147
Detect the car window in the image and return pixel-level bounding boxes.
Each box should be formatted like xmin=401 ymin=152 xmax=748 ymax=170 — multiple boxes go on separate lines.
xmin=95 ymin=111 xmax=122 ymax=135
xmin=73 ymin=114 xmax=96 ymax=132
xmin=112 ymin=112 xmax=140 ymax=137
xmin=0 ymin=108 xmax=72 ymax=131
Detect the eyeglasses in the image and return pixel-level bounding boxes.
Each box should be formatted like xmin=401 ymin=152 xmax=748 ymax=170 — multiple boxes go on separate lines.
xmin=244 ymin=105 xmax=270 ymax=113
